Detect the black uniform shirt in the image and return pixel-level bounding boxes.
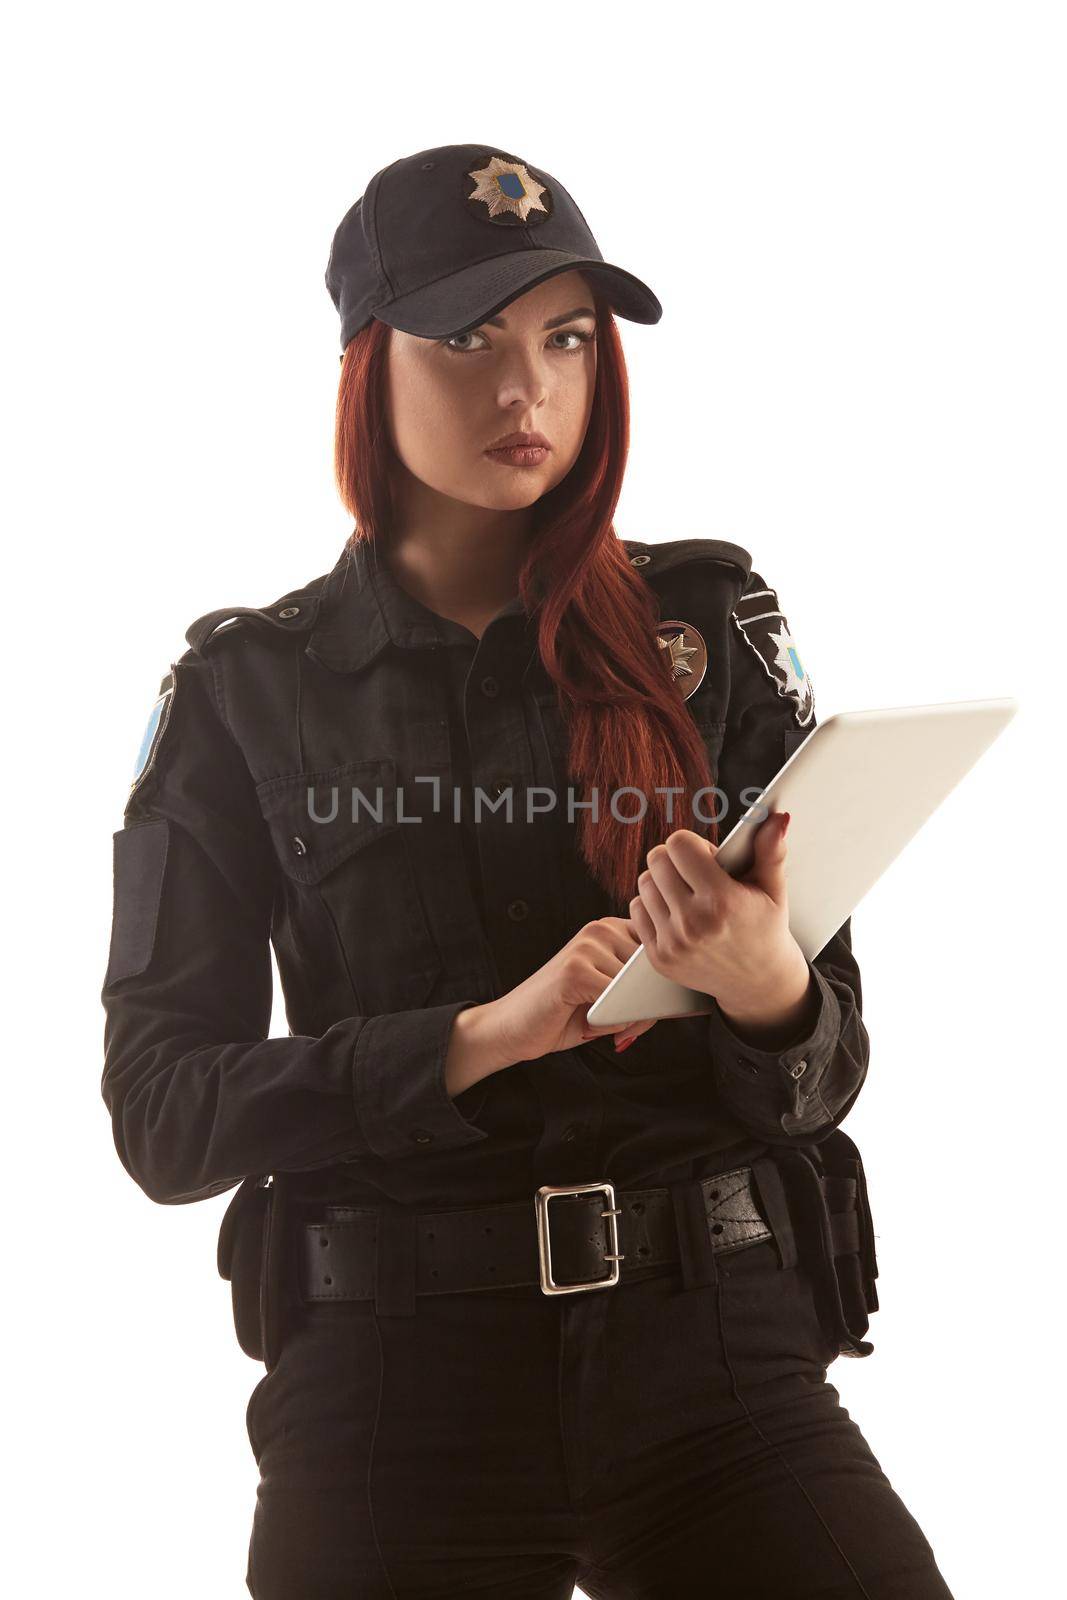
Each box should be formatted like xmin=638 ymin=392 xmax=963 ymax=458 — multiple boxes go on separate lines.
xmin=100 ymin=535 xmax=870 ymax=1213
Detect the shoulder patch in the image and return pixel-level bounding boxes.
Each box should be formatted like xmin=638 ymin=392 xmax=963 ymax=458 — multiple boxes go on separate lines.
xmin=128 ymin=669 xmax=177 ymax=803
xmin=732 ymin=580 xmax=815 ymax=727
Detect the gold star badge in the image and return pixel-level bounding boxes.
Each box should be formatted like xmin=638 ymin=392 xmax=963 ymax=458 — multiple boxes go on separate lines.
xmin=466 ymin=155 xmax=552 ymax=225
xmin=655 ymin=620 xmax=708 ymax=701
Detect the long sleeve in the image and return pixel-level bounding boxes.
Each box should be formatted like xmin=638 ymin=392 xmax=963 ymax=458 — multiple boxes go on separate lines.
xmin=100 ymin=650 xmax=487 ymax=1207
xmin=705 ymin=568 xmax=870 ymax=1145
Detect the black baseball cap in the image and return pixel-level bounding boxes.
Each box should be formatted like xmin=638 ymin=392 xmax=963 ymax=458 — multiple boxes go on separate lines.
xmin=326 ymin=143 xmax=663 ymax=350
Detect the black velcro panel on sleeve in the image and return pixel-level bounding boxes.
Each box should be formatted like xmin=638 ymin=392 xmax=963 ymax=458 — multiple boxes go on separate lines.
xmin=105 ymin=820 xmax=170 ymax=986
xmin=784 ymin=725 xmax=814 ymax=762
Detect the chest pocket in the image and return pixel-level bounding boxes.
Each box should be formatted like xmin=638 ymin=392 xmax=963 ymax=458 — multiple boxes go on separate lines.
xmin=691 ymin=711 xmax=727 ymax=832
xmin=532 ymin=687 xmax=569 ymax=766
xmin=692 ymin=708 xmax=726 ymax=763
xmin=254 ymin=757 xmax=443 ymax=1015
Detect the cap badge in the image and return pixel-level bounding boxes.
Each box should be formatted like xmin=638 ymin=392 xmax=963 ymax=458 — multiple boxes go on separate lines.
xmin=655 ymin=620 xmax=708 ymax=701
xmin=466 ymin=155 xmax=552 ymax=226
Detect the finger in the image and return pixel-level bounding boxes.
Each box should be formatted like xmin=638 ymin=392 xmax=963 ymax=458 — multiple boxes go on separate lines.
xmin=611 ymin=1015 xmax=659 ymax=1049
xmin=644 ymin=842 xmax=695 ymax=919
xmin=633 ymin=866 xmax=671 ymax=937
xmin=747 ymin=811 xmax=791 ymax=906
xmin=627 ymin=896 xmax=656 ymax=948
xmin=588 ymin=917 xmax=644 ymax=961
xmin=659 ymin=828 xmax=722 ymax=893
xmin=577 ymin=956 xmax=644 ymax=1035
xmin=582 ymin=952 xmax=628 ymax=994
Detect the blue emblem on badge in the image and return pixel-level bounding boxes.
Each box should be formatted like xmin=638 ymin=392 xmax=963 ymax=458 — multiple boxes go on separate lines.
xmin=466 ymin=155 xmax=552 ymax=225
xmin=130 ymin=674 xmax=175 ymax=791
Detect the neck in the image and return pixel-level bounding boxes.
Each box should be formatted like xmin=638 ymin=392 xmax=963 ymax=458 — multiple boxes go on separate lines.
xmin=385 ymin=471 xmax=535 ymax=620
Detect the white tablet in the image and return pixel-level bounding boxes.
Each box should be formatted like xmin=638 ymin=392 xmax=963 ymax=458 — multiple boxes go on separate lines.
xmin=585 ymin=697 xmax=1018 ymax=1029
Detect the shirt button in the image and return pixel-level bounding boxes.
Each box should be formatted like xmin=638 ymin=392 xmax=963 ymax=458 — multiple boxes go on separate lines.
xmin=506 ymin=899 xmax=529 ymax=922
xmin=788 ymin=1059 xmax=808 ymax=1079
xmin=480 ymin=675 xmax=500 ymax=698
xmin=291 ymin=835 xmax=308 ymax=856
xmin=410 ymin=1129 xmax=433 ymax=1145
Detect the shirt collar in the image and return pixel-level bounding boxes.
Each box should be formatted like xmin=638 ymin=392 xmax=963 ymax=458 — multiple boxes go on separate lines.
xmin=306 ymin=535 xmax=532 ymax=674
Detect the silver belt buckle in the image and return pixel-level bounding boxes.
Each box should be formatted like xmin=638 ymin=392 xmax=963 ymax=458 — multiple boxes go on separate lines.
xmin=535 ymin=1180 xmax=625 ymax=1295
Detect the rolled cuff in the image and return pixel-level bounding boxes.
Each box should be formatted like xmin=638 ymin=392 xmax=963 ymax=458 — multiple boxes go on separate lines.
xmin=707 ymin=962 xmax=843 ymax=1139
xmin=353 ymin=1000 xmax=492 ymax=1160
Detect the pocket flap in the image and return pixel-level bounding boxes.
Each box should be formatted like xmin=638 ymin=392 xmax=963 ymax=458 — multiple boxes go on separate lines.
xmin=255 ymin=758 xmax=404 ymax=884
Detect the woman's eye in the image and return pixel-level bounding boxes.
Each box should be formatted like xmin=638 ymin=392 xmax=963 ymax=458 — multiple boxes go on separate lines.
xmin=549 ymin=328 xmax=595 ymax=352
xmin=444 ymin=330 xmax=489 ymax=353
xmin=442 ymin=328 xmax=595 ymax=355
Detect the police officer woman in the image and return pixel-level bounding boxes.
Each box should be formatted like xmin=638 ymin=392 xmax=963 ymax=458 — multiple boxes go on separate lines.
xmin=101 ymin=144 xmax=955 ymax=1598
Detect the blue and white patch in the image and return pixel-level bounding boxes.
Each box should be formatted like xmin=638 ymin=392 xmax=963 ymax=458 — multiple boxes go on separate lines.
xmin=731 ymin=583 xmax=815 ymax=727
xmin=129 ymin=671 xmax=175 ymax=795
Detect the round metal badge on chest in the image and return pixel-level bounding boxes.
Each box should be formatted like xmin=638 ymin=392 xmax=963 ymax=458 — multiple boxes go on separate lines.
xmin=655 ymin=620 xmax=708 ymax=700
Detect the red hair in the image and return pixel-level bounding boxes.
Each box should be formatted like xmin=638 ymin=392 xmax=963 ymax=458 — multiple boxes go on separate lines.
xmin=333 ymin=290 xmax=719 ymax=914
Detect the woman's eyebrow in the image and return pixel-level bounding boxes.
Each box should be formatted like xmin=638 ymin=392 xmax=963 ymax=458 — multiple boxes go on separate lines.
xmin=482 ymin=305 xmax=596 ymax=330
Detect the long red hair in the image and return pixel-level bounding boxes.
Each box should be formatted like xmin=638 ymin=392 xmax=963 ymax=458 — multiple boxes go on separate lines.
xmin=333 ymin=289 xmax=719 ymax=914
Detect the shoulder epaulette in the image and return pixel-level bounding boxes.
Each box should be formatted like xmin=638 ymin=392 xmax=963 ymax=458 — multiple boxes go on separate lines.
xmin=184 ymin=579 xmax=326 ymax=655
xmin=621 ymin=536 xmax=752 ymax=581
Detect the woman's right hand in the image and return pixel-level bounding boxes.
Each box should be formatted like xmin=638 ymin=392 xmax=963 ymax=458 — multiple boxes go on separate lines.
xmin=487 ymin=917 xmax=660 ymax=1065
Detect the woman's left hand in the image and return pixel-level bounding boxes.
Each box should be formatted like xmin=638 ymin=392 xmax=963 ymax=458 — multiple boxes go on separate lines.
xmin=628 ymin=812 xmax=812 ymax=1029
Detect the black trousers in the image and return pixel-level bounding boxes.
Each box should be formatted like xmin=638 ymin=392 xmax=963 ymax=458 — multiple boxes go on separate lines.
xmin=243 ymin=1191 xmax=955 ymax=1599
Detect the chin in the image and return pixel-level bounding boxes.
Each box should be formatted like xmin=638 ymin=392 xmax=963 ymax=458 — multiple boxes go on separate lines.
xmin=464 ymin=473 xmax=553 ymax=511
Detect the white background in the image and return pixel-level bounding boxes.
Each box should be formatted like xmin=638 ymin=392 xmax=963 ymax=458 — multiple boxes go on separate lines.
xmin=4 ymin=3 xmax=1064 ymax=1595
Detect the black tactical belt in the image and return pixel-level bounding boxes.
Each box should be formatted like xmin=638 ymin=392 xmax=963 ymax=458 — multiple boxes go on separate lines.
xmin=297 ymin=1167 xmax=796 ymax=1303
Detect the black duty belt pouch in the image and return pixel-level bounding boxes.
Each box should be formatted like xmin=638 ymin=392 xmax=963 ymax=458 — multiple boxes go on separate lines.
xmin=216 ymin=1172 xmax=295 ymax=1371
xmin=774 ymin=1128 xmax=880 ymax=1359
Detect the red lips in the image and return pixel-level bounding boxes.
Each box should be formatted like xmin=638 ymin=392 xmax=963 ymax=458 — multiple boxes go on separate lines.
xmin=486 ymin=430 xmax=551 ymax=451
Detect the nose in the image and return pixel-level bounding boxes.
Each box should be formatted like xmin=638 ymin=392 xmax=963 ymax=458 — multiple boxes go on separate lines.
xmin=493 ymin=342 xmax=551 ymax=410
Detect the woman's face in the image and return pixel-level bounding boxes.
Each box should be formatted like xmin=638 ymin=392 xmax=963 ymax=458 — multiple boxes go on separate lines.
xmin=384 ymin=269 xmax=598 ymax=512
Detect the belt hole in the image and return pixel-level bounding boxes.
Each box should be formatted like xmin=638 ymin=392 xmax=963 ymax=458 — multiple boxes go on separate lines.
xmin=426 ymin=1230 xmax=434 ymax=1241
xmin=323 ymin=1275 xmax=332 ymax=1285
xmin=711 ymin=1223 xmax=724 ymax=1235
xmin=631 ymin=1200 xmax=645 ymax=1214
xmin=319 ymin=1236 xmax=329 ymax=1248
xmin=709 ymin=1189 xmax=720 ymax=1200
xmin=484 ymin=1225 xmax=493 ymax=1234
xmin=431 ymin=1268 xmax=439 ymax=1278
xmin=638 ymin=1245 xmax=650 ymax=1257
